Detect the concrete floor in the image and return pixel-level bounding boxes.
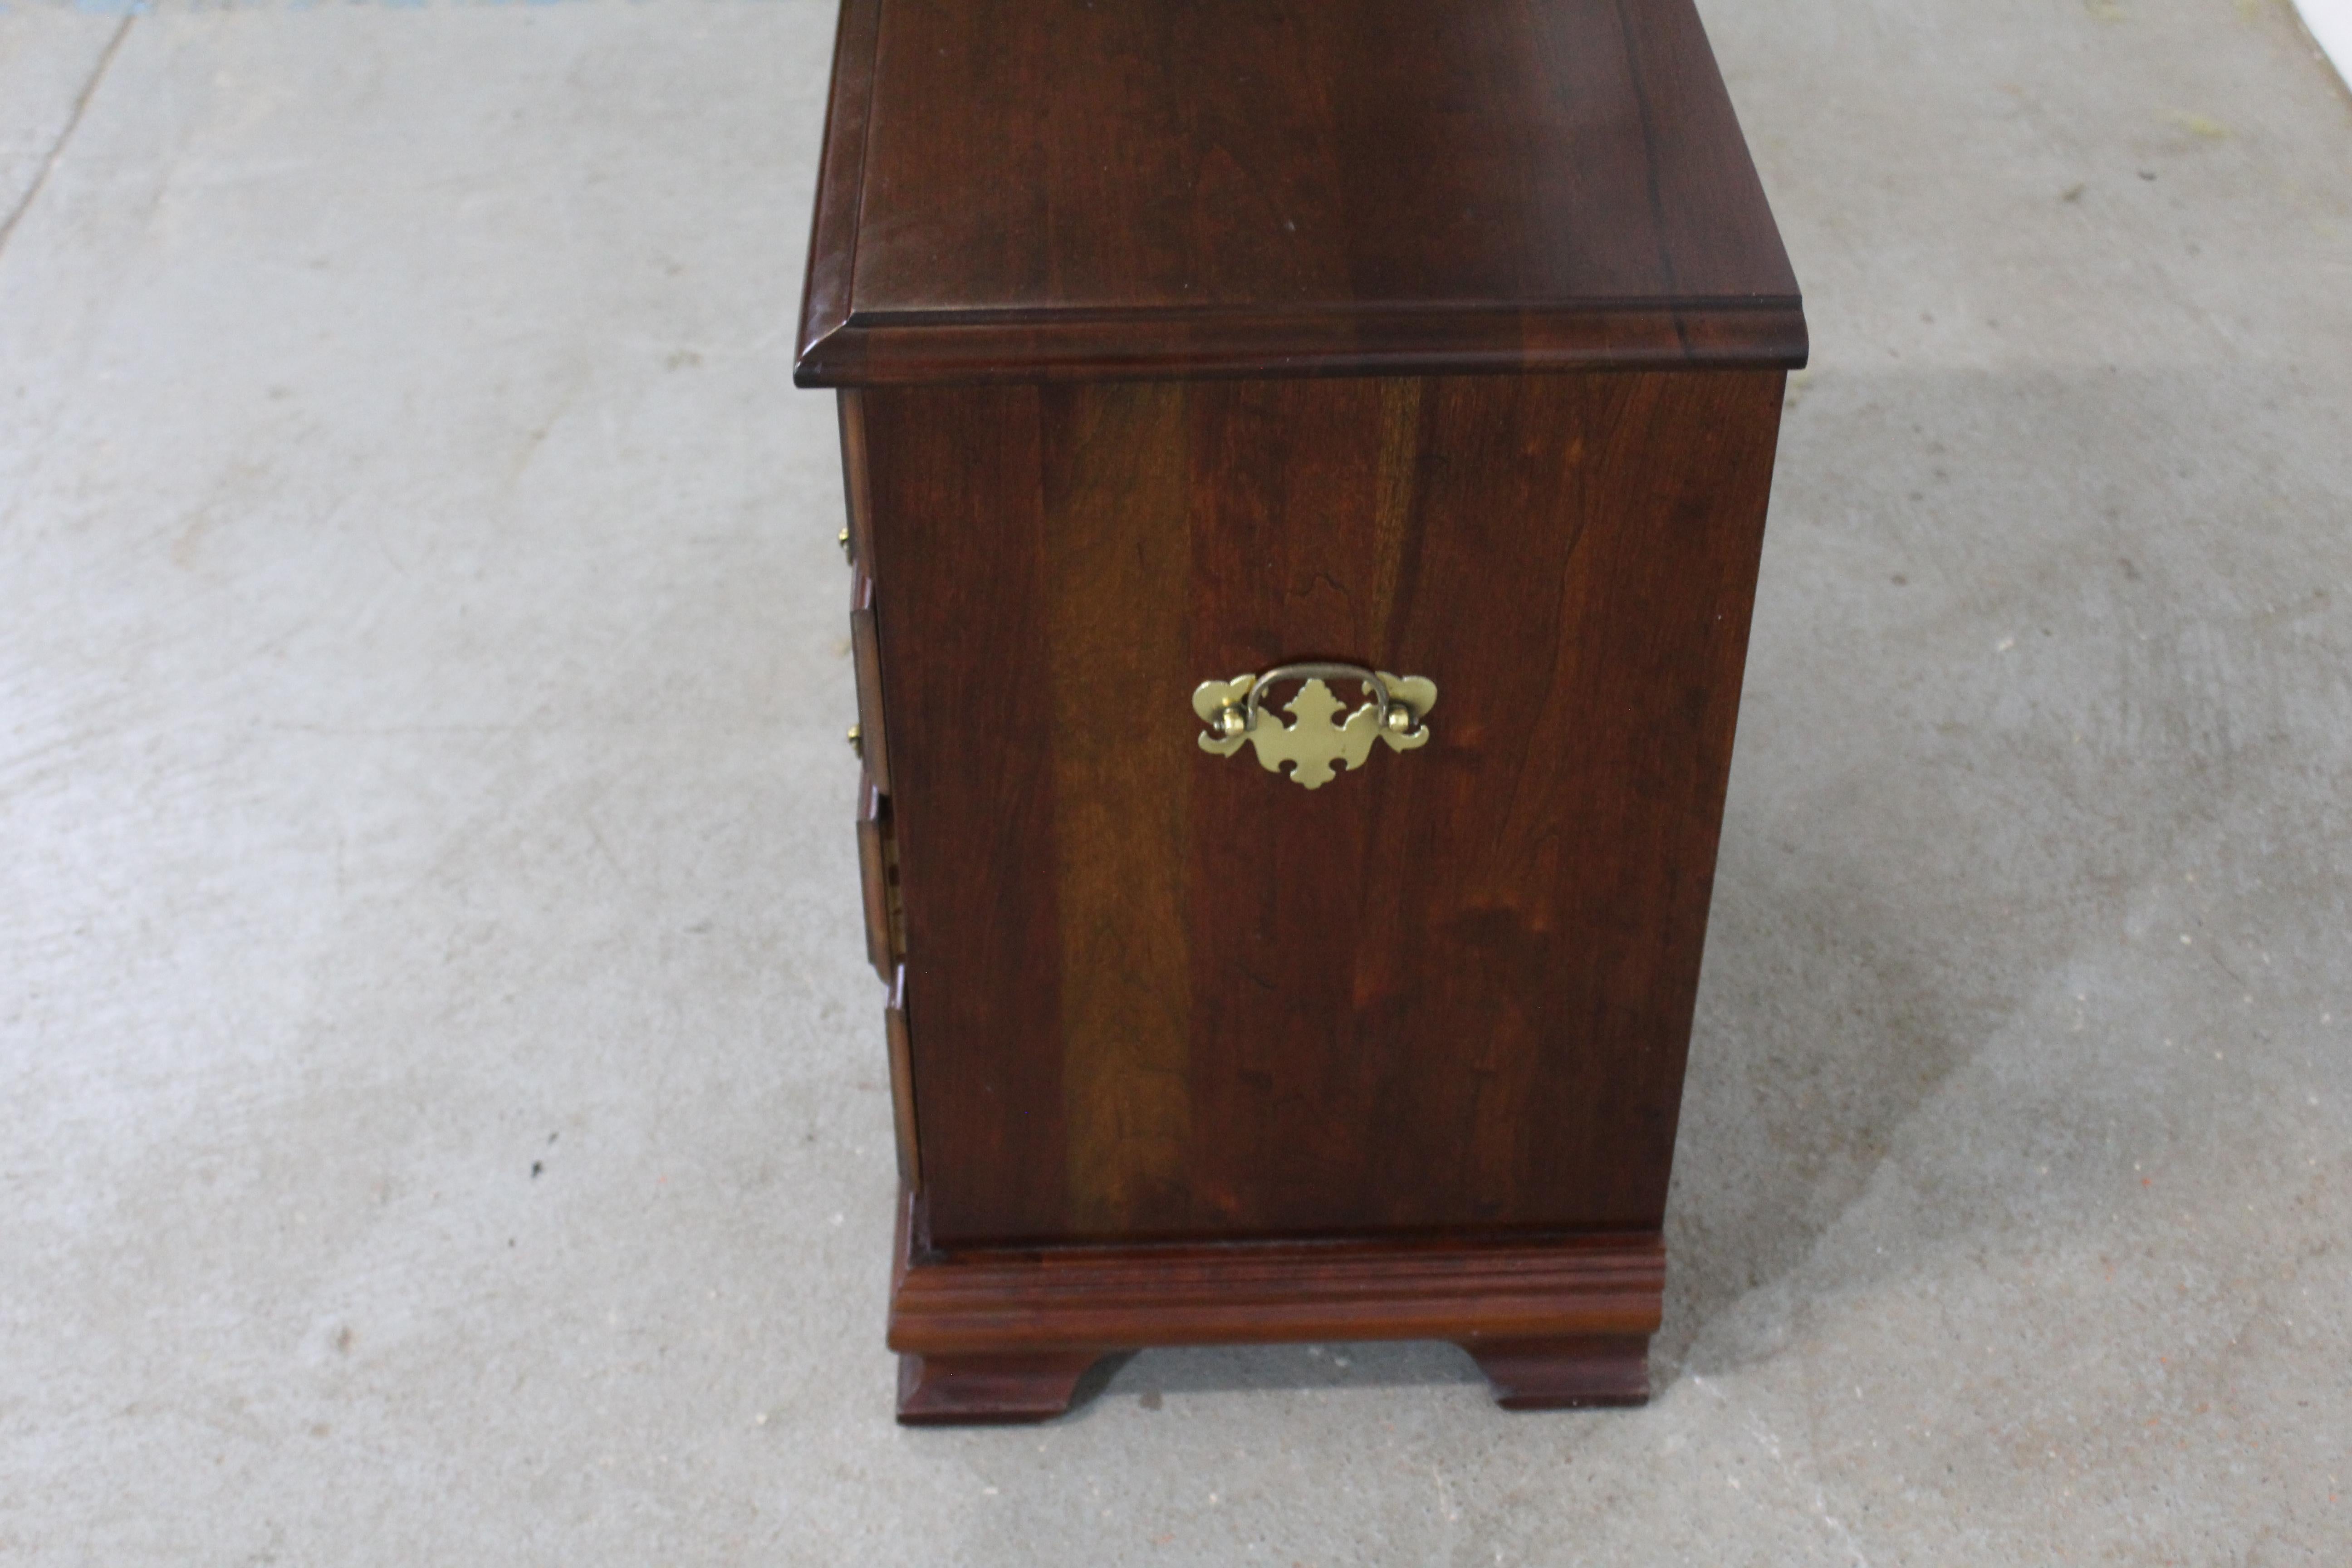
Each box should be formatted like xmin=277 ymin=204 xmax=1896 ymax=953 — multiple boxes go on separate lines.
xmin=1 ymin=0 xmax=2348 ymax=1562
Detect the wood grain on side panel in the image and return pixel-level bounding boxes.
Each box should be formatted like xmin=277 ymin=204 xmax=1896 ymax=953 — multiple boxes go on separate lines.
xmin=1180 ymin=377 xmax=1410 ymax=1237
xmin=859 ymin=387 xmax=1068 ymax=1240
xmin=865 ymin=372 xmax=1784 ymax=1249
xmin=1040 ymin=385 xmax=1196 ymax=1234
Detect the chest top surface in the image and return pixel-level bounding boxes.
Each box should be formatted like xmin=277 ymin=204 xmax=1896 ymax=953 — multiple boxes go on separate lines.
xmin=796 ymin=0 xmax=1804 ymax=387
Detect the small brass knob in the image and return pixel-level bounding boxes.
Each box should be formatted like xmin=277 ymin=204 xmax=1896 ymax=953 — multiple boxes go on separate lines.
xmin=837 ymin=527 xmax=853 ymax=563
xmin=847 ymin=723 xmax=864 ymax=759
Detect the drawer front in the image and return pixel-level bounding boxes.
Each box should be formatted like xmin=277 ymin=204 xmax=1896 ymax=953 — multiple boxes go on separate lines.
xmin=837 ymin=389 xmax=877 ymax=571
xmin=861 ymin=372 xmax=1785 ymax=1248
xmin=849 ymin=567 xmax=891 ymax=795
xmin=844 ymin=391 xmax=891 ymax=794
xmin=883 ymin=965 xmax=921 ymax=1189
xmin=855 ymin=774 xmax=901 ymax=981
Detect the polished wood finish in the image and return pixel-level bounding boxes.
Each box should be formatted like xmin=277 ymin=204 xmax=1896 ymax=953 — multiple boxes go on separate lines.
xmin=860 ymin=371 xmax=1784 ymax=1248
xmin=798 ymin=0 xmax=1804 ymax=386
xmin=798 ymin=0 xmax=1803 ymax=1424
xmin=853 ymin=777 xmax=895 ymax=980
xmin=848 ymin=568 xmax=890 ymax=794
xmin=890 ymin=1189 xmax=1662 ymax=1421
xmin=893 ymin=1196 xmax=1663 ymax=1355
xmin=882 ymin=967 xmax=921 ymax=1188
xmin=836 ymin=389 xmax=876 ymax=568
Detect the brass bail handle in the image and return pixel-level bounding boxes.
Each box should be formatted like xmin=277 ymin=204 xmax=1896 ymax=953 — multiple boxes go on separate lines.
xmin=1193 ymin=662 xmax=1438 ymax=790
xmin=1240 ymin=662 xmax=1417 ymax=738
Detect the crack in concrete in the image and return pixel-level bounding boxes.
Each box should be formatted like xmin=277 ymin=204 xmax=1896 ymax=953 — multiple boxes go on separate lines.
xmin=0 ymin=16 xmax=136 ymax=265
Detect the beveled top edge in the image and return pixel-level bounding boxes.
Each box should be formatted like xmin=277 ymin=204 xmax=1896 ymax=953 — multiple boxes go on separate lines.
xmin=794 ymin=300 xmax=1808 ymax=387
xmin=794 ymin=0 xmax=1809 ymax=388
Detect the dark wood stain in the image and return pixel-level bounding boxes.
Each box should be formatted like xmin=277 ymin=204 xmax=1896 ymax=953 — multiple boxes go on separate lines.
xmin=861 ymin=370 xmax=1783 ymax=1248
xmin=1041 ymin=385 xmax=1194 ymax=1231
xmin=883 ymin=965 xmax=921 ymax=1188
xmin=854 ymin=775 xmax=894 ymax=980
xmin=848 ymin=571 xmax=891 ymax=794
xmin=860 ymin=387 xmax=1068 ymax=1235
xmin=891 ymin=1191 xmax=1665 ymax=1351
xmin=803 ymin=0 xmax=1804 ymax=1421
xmin=799 ymin=0 xmax=1805 ymax=385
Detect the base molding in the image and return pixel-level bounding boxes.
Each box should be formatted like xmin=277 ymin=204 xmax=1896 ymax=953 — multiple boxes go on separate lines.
xmin=888 ymin=1194 xmax=1662 ymax=1424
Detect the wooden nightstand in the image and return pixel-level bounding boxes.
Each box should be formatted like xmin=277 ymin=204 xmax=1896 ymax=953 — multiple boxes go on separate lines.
xmin=796 ymin=0 xmax=1805 ymax=1424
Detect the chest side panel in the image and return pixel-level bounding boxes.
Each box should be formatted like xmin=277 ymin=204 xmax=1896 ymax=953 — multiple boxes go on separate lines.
xmin=863 ymin=372 xmax=1784 ymax=1247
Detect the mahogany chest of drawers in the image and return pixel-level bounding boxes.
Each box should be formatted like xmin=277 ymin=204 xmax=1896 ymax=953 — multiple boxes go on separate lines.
xmin=795 ymin=0 xmax=1805 ymax=1423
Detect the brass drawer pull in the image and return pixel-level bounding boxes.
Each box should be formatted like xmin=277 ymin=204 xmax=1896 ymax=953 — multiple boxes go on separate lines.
xmin=1193 ymin=662 xmax=1436 ymax=790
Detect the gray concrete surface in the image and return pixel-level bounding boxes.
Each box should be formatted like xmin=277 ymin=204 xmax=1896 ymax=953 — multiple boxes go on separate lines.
xmin=1 ymin=0 xmax=2347 ymax=1562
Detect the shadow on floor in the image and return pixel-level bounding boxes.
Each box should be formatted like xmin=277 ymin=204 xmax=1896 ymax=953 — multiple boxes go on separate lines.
xmin=1064 ymin=1340 xmax=1486 ymax=1421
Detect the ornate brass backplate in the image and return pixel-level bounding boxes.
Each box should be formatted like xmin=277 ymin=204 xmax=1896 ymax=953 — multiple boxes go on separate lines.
xmin=1193 ymin=663 xmax=1437 ymax=789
